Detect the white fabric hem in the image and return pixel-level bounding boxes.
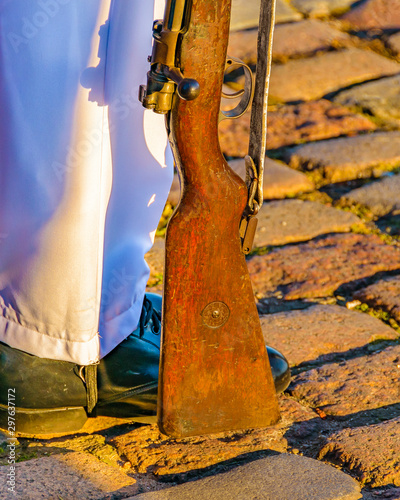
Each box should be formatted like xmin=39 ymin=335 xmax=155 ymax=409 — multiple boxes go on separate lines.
xmin=0 ymin=314 xmax=100 ymax=366
xmin=0 ymin=288 xmax=149 ymax=364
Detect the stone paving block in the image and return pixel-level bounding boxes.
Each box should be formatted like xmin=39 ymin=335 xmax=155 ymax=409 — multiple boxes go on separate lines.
xmin=0 ymin=451 xmax=138 ymax=500
xmin=289 ymin=344 xmax=400 ymax=416
xmin=167 ymin=173 xmax=180 ymax=206
xmin=291 ymin=0 xmax=355 ymax=17
xmin=230 ymin=0 xmax=302 ymax=31
xmin=376 ymin=213 xmax=400 ymax=237
xmin=78 ymin=415 xmax=137 ymax=435
xmin=227 ymin=29 xmax=258 ymax=66
xmin=131 ymin=454 xmax=362 ymax=500
xmin=260 ymin=304 xmax=398 ymax=366
xmin=278 ymin=395 xmax=317 ymax=424
xmin=112 ymin=423 xmax=287 ymax=477
xmin=388 ymin=32 xmax=400 ymax=55
xmin=275 ymin=0 xmax=304 ymax=24
xmin=247 ymin=233 xmax=400 ymax=299
xmin=340 ymin=175 xmax=400 ymax=217
xmin=230 ymin=0 xmax=260 ymax=31
xmin=111 ymin=396 xmax=316 ymax=478
xmin=218 ymin=113 xmax=249 ymax=158
xmin=334 ymin=75 xmax=400 ymax=126
xmin=273 ymin=20 xmax=350 ymax=60
xmin=254 ymin=199 xmax=360 ymax=247
xmin=266 ymin=100 xmax=375 ymax=151
xmin=227 ymin=20 xmax=351 ymax=65
xmin=38 ymin=433 xmax=126 ymax=469
xmin=287 ymin=131 xmax=400 ymax=183
xmin=145 ymin=237 xmax=165 ymax=293
xmin=341 ymin=0 xmax=400 ymax=30
xmin=219 ymin=100 xmax=376 ymax=157
xmin=367 ymin=487 xmax=400 ymax=500
xmin=354 ymin=276 xmax=400 ymax=323
xmin=229 ymin=158 xmax=315 ymax=199
xmin=269 ymin=49 xmax=400 ymax=102
xmin=319 ymin=417 xmax=400 ymax=487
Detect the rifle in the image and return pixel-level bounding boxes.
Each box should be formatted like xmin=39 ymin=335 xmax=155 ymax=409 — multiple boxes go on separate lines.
xmin=140 ymin=0 xmax=280 ymax=438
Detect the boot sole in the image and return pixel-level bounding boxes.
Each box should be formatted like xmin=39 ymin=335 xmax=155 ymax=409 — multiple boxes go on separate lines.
xmin=0 ymin=403 xmax=88 ymax=437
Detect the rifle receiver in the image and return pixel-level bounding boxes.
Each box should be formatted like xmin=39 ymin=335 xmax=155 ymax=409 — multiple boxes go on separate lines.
xmin=139 ymin=0 xmax=200 ymax=114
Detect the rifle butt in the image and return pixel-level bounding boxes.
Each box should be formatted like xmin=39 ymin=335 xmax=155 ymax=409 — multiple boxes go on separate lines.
xmin=158 ymin=0 xmax=280 ymax=438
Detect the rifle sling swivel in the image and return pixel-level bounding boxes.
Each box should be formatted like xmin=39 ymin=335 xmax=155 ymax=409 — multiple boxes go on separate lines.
xmin=240 ymin=0 xmax=276 ymax=255
xmin=240 ymin=155 xmax=262 ymax=255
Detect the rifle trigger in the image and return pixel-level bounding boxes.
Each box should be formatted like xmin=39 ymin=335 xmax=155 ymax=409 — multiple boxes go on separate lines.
xmin=240 ymin=216 xmax=258 ymax=255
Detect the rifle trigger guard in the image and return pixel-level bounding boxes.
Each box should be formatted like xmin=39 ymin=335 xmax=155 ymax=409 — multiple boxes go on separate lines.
xmin=219 ymin=57 xmax=254 ymax=122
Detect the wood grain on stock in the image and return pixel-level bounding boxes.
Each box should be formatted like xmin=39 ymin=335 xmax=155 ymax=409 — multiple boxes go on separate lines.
xmin=158 ymin=0 xmax=280 ymax=438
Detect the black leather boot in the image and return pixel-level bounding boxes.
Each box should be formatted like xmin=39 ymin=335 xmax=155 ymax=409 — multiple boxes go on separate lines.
xmin=0 ymin=294 xmax=163 ymax=435
xmin=0 ymin=293 xmax=290 ymax=435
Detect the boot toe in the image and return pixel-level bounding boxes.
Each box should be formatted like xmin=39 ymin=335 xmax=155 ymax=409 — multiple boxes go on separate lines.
xmin=267 ymin=345 xmax=291 ymax=394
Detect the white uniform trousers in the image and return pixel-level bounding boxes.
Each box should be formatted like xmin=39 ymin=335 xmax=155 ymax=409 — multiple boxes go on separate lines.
xmin=0 ymin=0 xmax=172 ymax=365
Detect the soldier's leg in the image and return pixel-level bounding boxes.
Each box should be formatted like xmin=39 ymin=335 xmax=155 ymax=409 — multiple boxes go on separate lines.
xmin=0 ymin=0 xmax=171 ymax=365
xmin=98 ymin=0 xmax=172 ymax=359
xmin=0 ymin=0 xmax=171 ymax=434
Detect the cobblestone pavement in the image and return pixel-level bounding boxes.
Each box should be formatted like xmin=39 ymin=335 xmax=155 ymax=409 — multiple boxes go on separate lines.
xmin=2 ymin=0 xmax=400 ymax=498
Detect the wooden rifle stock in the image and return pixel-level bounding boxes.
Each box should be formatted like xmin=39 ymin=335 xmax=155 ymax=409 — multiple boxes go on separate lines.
xmin=156 ymin=0 xmax=280 ymax=437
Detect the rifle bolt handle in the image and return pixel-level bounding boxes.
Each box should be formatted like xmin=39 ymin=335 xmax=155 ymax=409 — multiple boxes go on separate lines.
xmin=177 ymin=78 xmax=200 ymax=101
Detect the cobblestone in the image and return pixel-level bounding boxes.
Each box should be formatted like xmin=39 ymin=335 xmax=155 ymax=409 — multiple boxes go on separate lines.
xmin=229 ymin=158 xmax=315 ymax=199
xmin=341 ymin=0 xmax=400 ymax=30
xmin=289 ymin=344 xmax=400 ymax=416
xmin=287 ymin=131 xmax=400 ymax=183
xmin=269 ymin=49 xmax=400 ymax=102
xmin=248 ymin=233 xmax=400 ymax=299
xmin=340 ymin=175 xmax=400 ymax=217
xmin=388 ymin=32 xmax=400 ymax=55
xmin=0 ymin=452 xmax=138 ymax=500
xmin=167 ymin=174 xmax=180 ymax=206
xmin=334 ymin=75 xmax=400 ymax=126
xmin=319 ymin=417 xmax=400 ymax=487
xmin=254 ymin=199 xmax=360 ymax=247
xmin=261 ymin=304 xmax=398 ymax=366
xmin=291 ymin=0 xmax=355 ymax=17
xmin=219 ymin=100 xmax=375 ymax=157
xmin=230 ymin=0 xmax=302 ymax=31
xmin=354 ymin=276 xmax=400 ymax=323
xmin=228 ymin=20 xmax=351 ymax=65
xmin=368 ymin=488 xmax=400 ymax=499
xmin=131 ymin=454 xmax=362 ymax=500
xmin=275 ymin=0 xmax=304 ymax=24
xmin=111 ymin=397 xmax=309 ymax=477
xmin=145 ymin=237 xmax=165 ymax=290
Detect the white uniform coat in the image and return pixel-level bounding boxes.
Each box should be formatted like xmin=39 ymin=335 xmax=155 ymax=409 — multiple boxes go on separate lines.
xmin=0 ymin=0 xmax=172 ymax=365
